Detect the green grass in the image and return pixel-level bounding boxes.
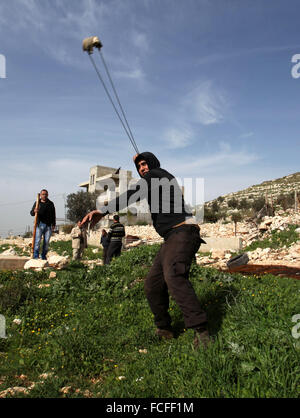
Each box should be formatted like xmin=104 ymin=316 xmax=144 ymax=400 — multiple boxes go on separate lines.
xmin=0 ymin=244 xmax=299 ymax=398
xmin=49 ymin=240 xmax=103 ymax=260
xmin=230 ymin=224 xmax=300 ymax=258
xmin=244 ymin=224 xmax=299 ymax=252
xmin=0 ymin=244 xmax=30 ymax=257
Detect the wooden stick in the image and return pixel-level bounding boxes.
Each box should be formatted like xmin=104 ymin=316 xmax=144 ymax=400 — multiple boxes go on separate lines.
xmin=31 ymin=193 xmax=40 ymax=258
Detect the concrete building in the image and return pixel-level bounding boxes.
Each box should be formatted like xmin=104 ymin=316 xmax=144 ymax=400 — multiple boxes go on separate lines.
xmin=78 ymin=165 xmax=133 ymax=193
xmin=79 ymin=165 xmax=151 ymax=227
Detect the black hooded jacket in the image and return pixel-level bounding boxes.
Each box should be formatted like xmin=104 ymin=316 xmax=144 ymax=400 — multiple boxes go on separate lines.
xmin=30 ymin=199 xmax=56 ymax=227
xmin=98 ymin=152 xmax=193 ymax=238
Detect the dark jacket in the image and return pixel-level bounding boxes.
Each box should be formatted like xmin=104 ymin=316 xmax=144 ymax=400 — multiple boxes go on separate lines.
xmin=99 ymin=152 xmax=192 ymax=238
xmin=30 ymin=199 xmax=56 ymax=227
xmin=101 ymin=235 xmax=110 ymax=248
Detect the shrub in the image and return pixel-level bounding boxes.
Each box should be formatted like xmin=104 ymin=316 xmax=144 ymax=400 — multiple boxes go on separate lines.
xmin=238 ymin=198 xmax=250 ymax=210
xmin=275 ymin=193 xmax=295 ymax=211
xmin=203 ymin=208 xmax=221 ymax=223
xmin=228 ymin=198 xmax=239 ymax=209
xmin=61 ymin=224 xmax=74 ymax=234
xmin=251 ymin=197 xmax=265 ymax=212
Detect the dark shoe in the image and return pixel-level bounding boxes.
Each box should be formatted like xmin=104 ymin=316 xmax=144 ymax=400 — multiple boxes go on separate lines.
xmin=155 ymin=327 xmax=174 ymax=340
xmin=193 ymin=327 xmax=210 ymax=349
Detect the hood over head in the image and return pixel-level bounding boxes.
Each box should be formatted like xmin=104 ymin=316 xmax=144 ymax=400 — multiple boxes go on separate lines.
xmin=134 ymin=152 xmax=160 ymax=176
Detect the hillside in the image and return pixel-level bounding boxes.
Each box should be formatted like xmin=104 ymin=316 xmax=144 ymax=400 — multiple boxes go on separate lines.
xmin=206 ymin=172 xmax=300 ymax=209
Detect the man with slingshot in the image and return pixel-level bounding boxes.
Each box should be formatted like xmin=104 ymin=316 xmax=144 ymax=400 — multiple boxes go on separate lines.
xmin=81 ymin=152 xmax=210 ymax=349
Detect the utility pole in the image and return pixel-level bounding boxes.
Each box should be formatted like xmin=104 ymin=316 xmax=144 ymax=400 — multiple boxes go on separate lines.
xmin=269 ymin=187 xmax=273 ymax=216
xmin=63 ymin=193 xmax=67 ymax=223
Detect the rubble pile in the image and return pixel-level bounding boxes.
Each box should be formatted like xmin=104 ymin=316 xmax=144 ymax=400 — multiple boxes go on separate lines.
xmin=196 ymin=210 xmax=300 ymax=269
xmin=1 ymin=209 xmax=299 ymax=271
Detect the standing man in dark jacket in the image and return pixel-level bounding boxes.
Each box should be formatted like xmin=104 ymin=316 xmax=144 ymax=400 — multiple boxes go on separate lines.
xmin=105 ymin=215 xmax=125 ymax=264
xmin=81 ymin=152 xmax=209 ymax=349
xmin=30 ymin=189 xmax=56 ymax=260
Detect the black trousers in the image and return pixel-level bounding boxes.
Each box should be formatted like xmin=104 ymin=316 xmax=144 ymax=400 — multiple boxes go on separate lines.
xmin=102 ymin=247 xmax=108 ymax=264
xmin=144 ymin=225 xmax=207 ymax=329
xmin=106 ymin=241 xmax=122 ymax=264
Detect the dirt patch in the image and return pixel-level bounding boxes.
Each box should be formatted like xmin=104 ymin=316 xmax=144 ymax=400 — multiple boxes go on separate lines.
xmin=227 ymin=264 xmax=300 ymax=279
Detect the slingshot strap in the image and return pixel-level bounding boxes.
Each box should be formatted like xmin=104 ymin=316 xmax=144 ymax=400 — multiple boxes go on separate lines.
xmin=87 ymin=52 xmax=139 ymax=154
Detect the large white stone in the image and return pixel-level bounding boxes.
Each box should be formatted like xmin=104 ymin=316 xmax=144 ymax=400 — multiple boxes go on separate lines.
xmin=24 ymin=259 xmax=49 ymax=269
xmin=47 ymin=255 xmax=68 ymax=268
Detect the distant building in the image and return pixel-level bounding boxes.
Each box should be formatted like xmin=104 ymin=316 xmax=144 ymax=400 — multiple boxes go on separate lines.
xmin=79 ymin=165 xmax=151 ymax=227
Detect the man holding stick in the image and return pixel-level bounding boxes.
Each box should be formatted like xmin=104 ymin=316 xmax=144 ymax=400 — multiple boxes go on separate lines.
xmin=81 ymin=152 xmax=209 ymax=349
xmin=30 ymin=189 xmax=56 ymax=260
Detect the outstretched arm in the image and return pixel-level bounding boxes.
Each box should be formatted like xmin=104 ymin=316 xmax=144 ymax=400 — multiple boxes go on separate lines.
xmin=80 ymin=210 xmax=104 ymax=229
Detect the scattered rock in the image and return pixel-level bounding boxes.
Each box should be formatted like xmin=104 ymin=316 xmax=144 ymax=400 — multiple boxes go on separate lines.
xmin=0 ymin=386 xmax=29 ymax=398
xmin=47 ymin=255 xmax=68 ymax=269
xmin=1 ymin=248 xmax=18 ymax=256
xmin=24 ymin=259 xmax=49 ymax=270
xmin=126 ymin=239 xmax=143 ymax=248
xmin=211 ymin=249 xmax=226 ymax=259
xmin=1 ymin=209 xmax=300 ymax=271
xmin=60 ymin=386 xmax=72 ymax=394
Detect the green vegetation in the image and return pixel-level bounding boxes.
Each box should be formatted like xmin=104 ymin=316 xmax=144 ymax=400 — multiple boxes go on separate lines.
xmin=66 ymin=191 xmax=99 ymax=224
xmin=0 ymin=244 xmax=299 ymax=398
xmin=206 ymin=188 xmax=299 ymax=223
xmin=49 ymin=240 xmax=103 ymax=260
xmin=61 ymin=224 xmax=74 ymax=234
xmin=244 ymin=224 xmax=300 ymax=253
xmin=275 ymin=192 xmax=296 ymax=211
xmin=0 ymin=244 xmax=30 ymax=257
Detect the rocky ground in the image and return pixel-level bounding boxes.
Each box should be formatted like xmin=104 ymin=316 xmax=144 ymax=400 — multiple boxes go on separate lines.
xmin=1 ymin=210 xmax=300 ymax=271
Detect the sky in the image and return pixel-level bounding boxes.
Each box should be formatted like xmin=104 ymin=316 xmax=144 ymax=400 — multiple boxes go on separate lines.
xmin=0 ymin=0 xmax=300 ymax=236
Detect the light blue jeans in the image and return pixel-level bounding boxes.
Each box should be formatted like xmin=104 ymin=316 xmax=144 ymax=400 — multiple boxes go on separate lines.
xmin=33 ymin=222 xmax=52 ymax=259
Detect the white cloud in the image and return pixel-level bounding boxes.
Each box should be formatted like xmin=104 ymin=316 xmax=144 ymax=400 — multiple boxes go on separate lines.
xmin=183 ymin=81 xmax=228 ymax=125
xmin=0 ymin=0 xmax=146 ymax=79
xmin=164 ymin=127 xmax=193 ymax=149
xmin=164 ymin=142 xmax=260 ymax=177
xmin=239 ymin=132 xmax=254 ymax=139
xmin=114 ymin=68 xmax=145 ymax=81
xmin=131 ymin=30 xmax=149 ymax=53
xmin=161 ymin=80 xmax=229 ymax=149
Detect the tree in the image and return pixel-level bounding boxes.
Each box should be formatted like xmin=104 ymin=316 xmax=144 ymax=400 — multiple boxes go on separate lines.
xmin=251 ymin=197 xmax=265 ymax=213
xmin=239 ymin=198 xmax=250 ymax=210
xmin=275 ymin=193 xmax=294 ymax=211
xmin=204 ymin=206 xmax=221 ymax=223
xmin=231 ymin=211 xmax=242 ymax=236
xmin=228 ymin=197 xmax=239 ymax=209
xmin=211 ymin=201 xmax=220 ymax=213
xmin=66 ymin=191 xmax=99 ymax=223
